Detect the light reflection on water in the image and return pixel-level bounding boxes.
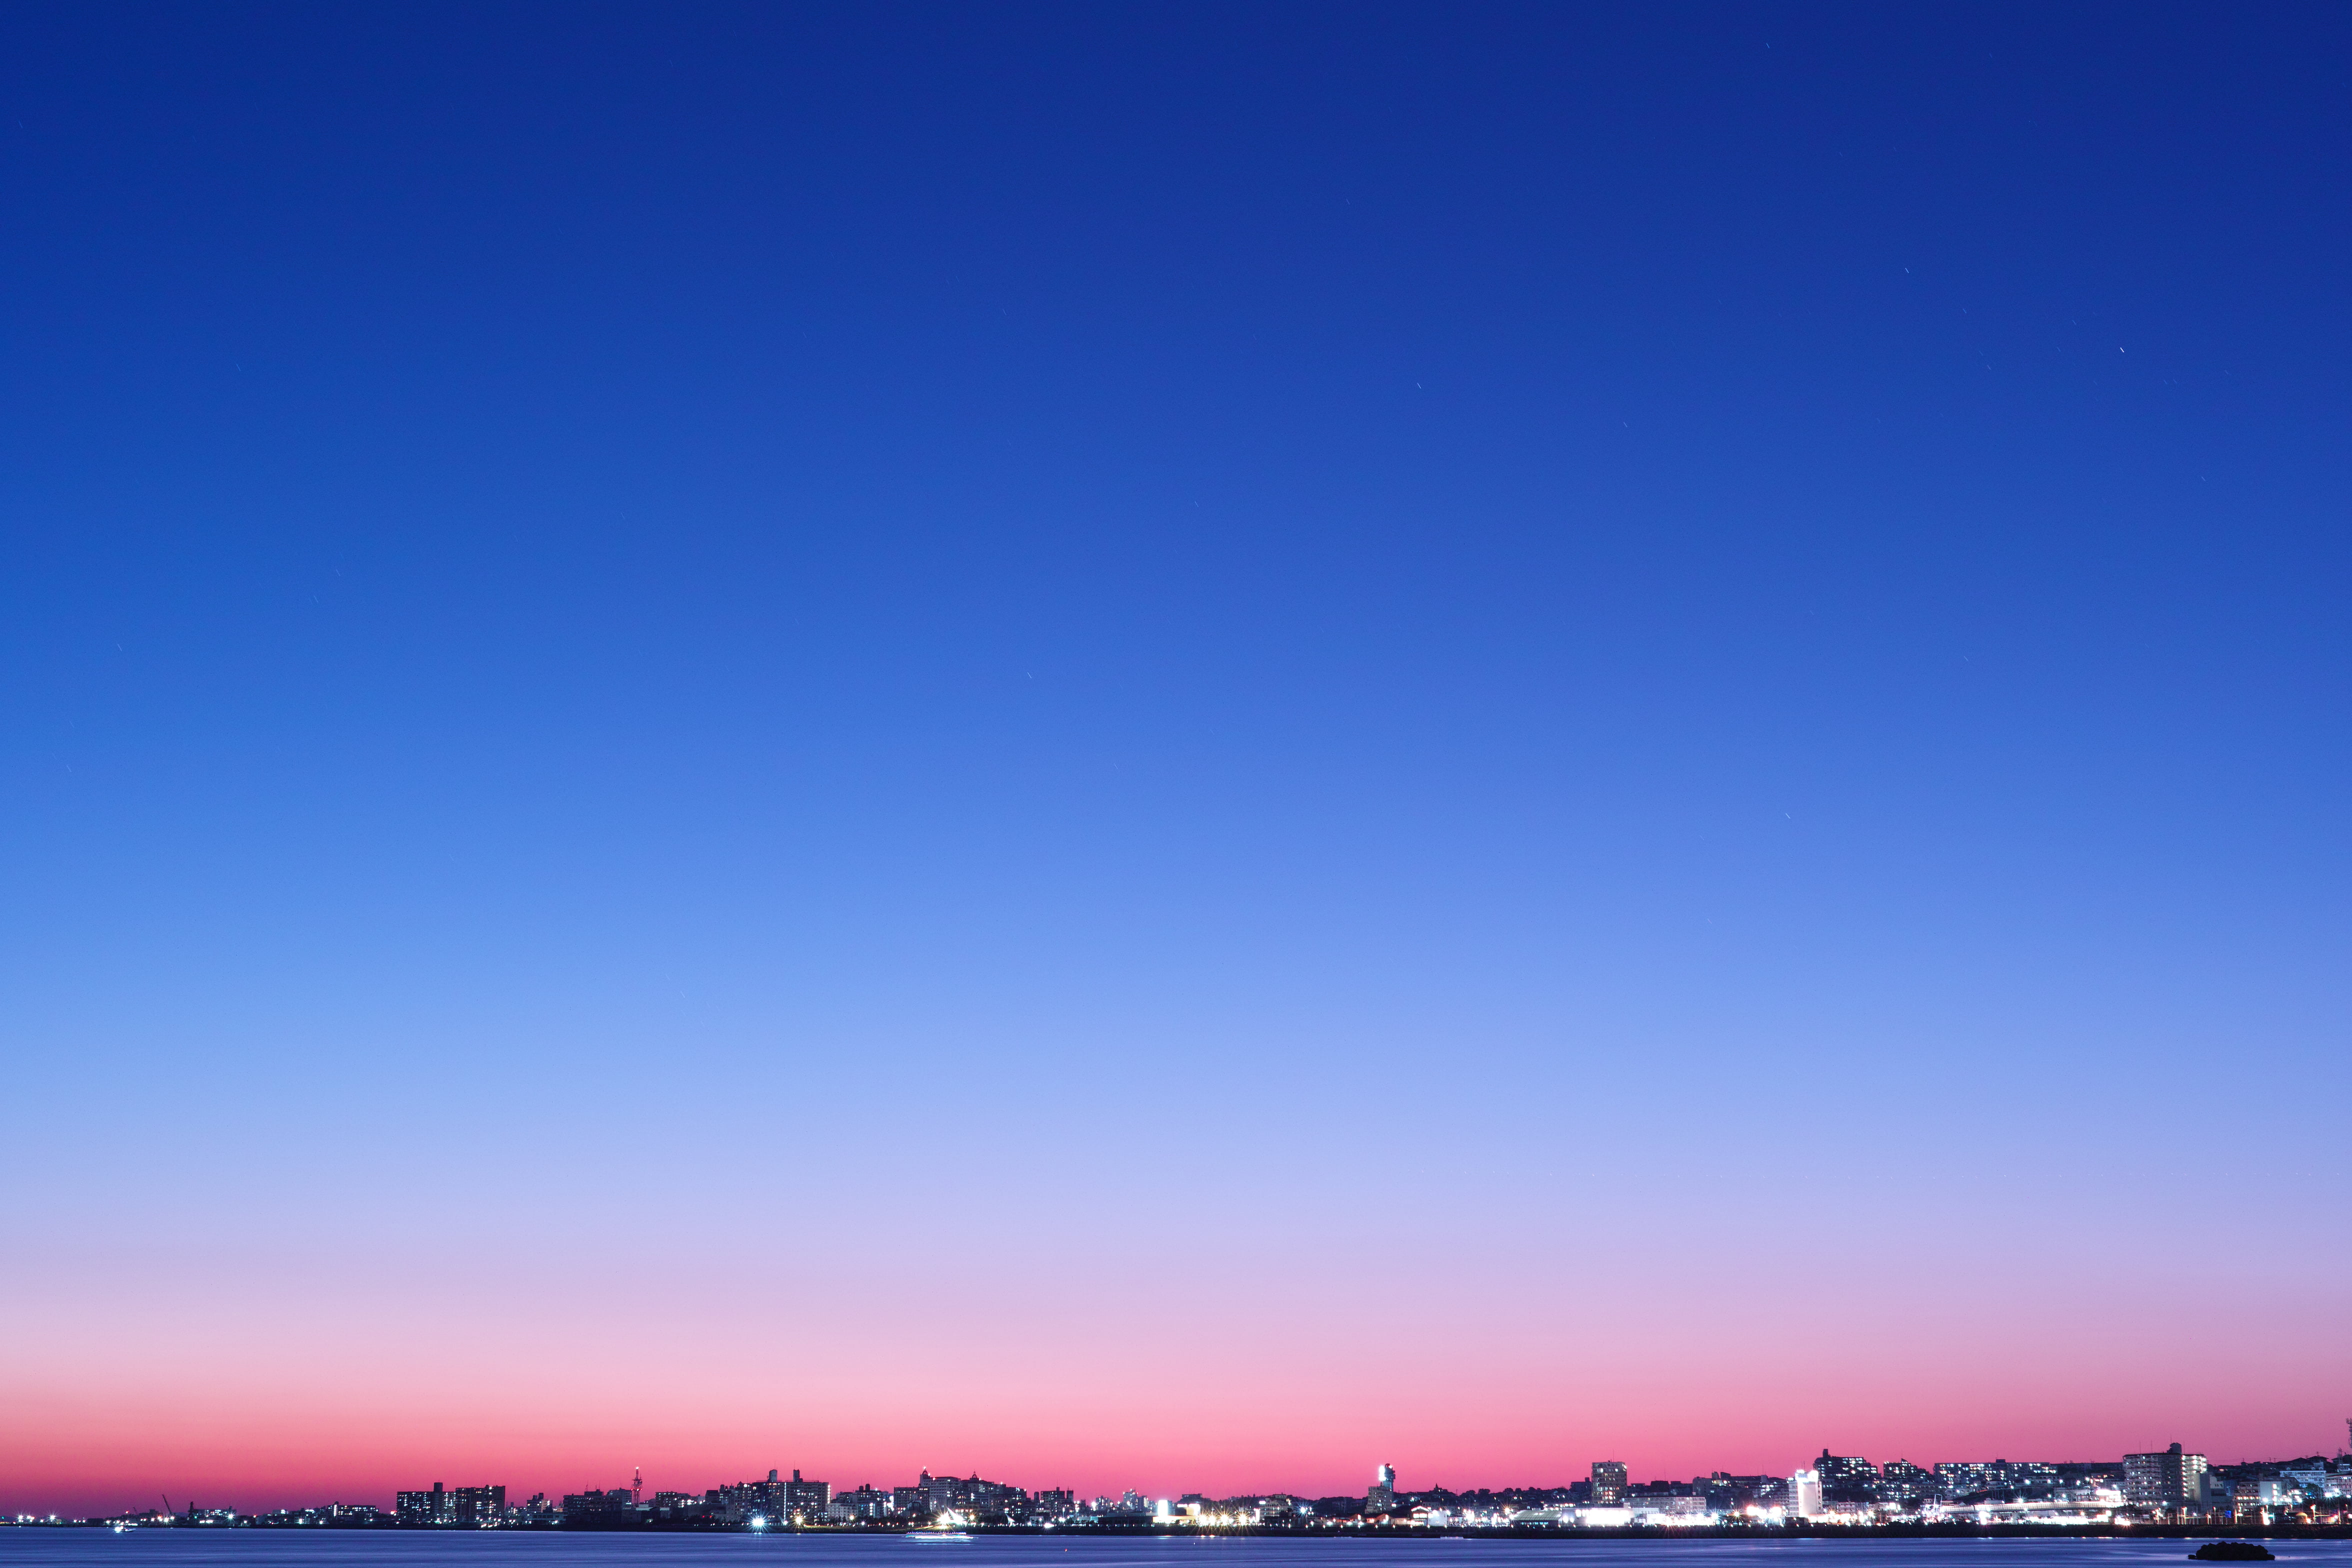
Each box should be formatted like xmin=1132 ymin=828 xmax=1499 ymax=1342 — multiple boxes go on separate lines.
xmin=2 ymin=1537 xmax=2346 ymax=1568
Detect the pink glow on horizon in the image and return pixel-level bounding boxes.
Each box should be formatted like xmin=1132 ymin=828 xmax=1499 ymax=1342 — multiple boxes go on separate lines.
xmin=7 ymin=1232 xmax=2346 ymax=1520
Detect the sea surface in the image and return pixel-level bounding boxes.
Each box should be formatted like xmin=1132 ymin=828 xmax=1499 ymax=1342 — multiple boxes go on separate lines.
xmin=4 ymin=1537 xmax=2350 ymax=1568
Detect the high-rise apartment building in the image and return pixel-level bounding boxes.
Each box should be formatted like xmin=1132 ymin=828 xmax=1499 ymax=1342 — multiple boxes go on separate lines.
xmin=392 ymin=1480 xmax=502 ymax=1526
xmin=2124 ymin=1444 xmax=2208 ymax=1512
xmin=1590 ymin=1462 xmax=1628 ymax=1504
xmin=784 ymin=1470 xmax=832 ymax=1518
xmin=1368 ymin=1464 xmax=1398 ymax=1512
xmin=1814 ymin=1452 xmax=1878 ymax=1502
xmin=1788 ymin=1470 xmax=1823 ymax=1519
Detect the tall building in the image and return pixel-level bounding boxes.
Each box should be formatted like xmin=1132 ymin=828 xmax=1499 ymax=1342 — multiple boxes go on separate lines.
xmin=784 ymin=1470 xmax=832 ymax=1518
xmin=394 ymin=1480 xmax=505 ymax=1527
xmin=1788 ymin=1470 xmax=1823 ymax=1520
xmin=1368 ymin=1464 xmax=1397 ymax=1513
xmin=2124 ymin=1444 xmax=2208 ymax=1512
xmin=1590 ymin=1462 xmax=1628 ymax=1504
xmin=1814 ymin=1451 xmax=1878 ymax=1503
xmin=712 ymin=1478 xmax=782 ymax=1523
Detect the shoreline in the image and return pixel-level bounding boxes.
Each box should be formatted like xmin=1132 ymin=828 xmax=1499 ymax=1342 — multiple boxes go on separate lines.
xmin=17 ymin=1522 xmax=2352 ymax=1541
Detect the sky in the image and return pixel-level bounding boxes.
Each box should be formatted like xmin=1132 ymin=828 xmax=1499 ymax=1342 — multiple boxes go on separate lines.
xmin=2 ymin=0 xmax=2348 ymax=1520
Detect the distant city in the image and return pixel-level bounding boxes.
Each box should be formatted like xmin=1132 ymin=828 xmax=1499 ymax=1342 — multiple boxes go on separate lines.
xmin=14 ymin=1428 xmax=2352 ymax=1534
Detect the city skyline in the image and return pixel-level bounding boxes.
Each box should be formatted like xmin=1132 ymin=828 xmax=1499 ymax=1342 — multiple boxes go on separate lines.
xmin=20 ymin=1438 xmax=2352 ymax=1528
xmin=4 ymin=0 xmax=2348 ymax=1528
xmin=18 ymin=1428 xmax=2352 ymax=1524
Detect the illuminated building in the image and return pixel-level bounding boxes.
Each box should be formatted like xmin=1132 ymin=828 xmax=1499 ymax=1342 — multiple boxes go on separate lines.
xmin=2124 ymin=1444 xmax=2208 ymax=1512
xmin=1813 ymin=1452 xmax=1877 ymax=1504
xmin=1877 ymin=1460 xmax=1930 ymax=1502
xmin=784 ymin=1471 xmax=832 ymax=1518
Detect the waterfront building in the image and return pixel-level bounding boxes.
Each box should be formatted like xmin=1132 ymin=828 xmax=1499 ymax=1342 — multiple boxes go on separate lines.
xmin=1590 ymin=1462 xmax=1627 ymax=1504
xmin=835 ymin=1485 xmax=894 ymax=1520
xmin=2233 ymin=1476 xmax=2283 ymax=1519
xmin=560 ymin=1489 xmax=632 ymax=1525
xmin=784 ymin=1470 xmax=832 ymax=1518
xmin=2124 ymin=1444 xmax=2209 ymax=1512
xmin=392 ymin=1481 xmax=502 ymax=1526
xmin=1878 ymin=1460 xmax=1931 ymax=1502
xmin=1814 ymin=1451 xmax=1878 ymax=1503
xmin=1935 ymin=1462 xmax=1993 ymax=1498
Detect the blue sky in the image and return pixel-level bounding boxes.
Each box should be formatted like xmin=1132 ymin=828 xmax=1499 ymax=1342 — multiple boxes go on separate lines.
xmin=2 ymin=2 xmax=2348 ymax=1508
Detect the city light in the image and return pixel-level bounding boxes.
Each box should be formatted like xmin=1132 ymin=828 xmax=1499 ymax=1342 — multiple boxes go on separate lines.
xmin=16 ymin=1435 xmax=2350 ymax=1534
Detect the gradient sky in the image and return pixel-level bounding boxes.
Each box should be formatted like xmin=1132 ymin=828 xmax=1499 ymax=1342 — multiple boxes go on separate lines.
xmin=2 ymin=0 xmax=2348 ymax=1521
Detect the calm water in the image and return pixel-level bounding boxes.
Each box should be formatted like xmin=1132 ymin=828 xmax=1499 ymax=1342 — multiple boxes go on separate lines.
xmin=3 ymin=1538 xmax=2349 ymax=1568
